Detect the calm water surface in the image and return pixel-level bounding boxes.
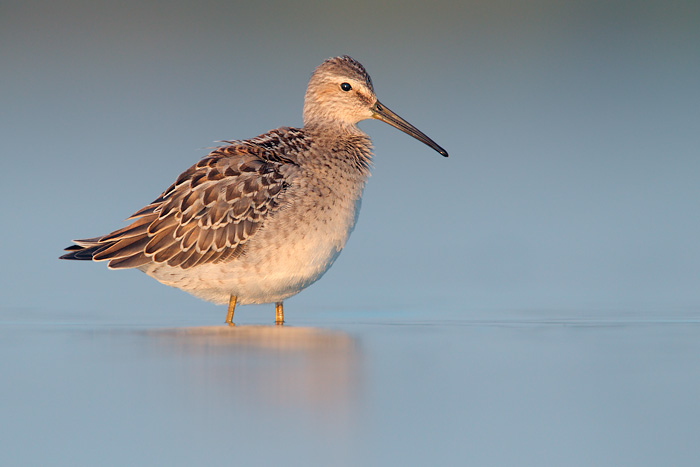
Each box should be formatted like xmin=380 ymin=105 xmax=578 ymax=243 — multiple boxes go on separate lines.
xmin=3 ymin=2 xmax=699 ymax=466
xmin=2 ymin=307 xmax=699 ymax=466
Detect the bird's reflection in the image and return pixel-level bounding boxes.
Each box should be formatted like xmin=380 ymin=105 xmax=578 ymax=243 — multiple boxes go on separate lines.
xmin=155 ymin=325 xmax=355 ymax=350
xmin=149 ymin=325 xmax=361 ymax=414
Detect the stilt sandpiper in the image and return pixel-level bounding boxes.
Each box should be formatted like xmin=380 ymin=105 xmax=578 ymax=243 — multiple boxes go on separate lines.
xmin=61 ymin=55 xmax=448 ymax=325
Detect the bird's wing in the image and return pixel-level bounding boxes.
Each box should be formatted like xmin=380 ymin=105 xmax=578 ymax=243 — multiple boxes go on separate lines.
xmin=79 ymin=141 xmax=298 ymax=270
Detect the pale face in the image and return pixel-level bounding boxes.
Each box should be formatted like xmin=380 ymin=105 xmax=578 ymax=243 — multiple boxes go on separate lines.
xmin=303 ymin=56 xmax=448 ymax=157
xmin=303 ymin=73 xmax=377 ymax=127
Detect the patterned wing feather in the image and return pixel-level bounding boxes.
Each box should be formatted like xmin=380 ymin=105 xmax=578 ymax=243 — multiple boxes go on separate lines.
xmin=61 ymin=130 xmax=305 ymax=270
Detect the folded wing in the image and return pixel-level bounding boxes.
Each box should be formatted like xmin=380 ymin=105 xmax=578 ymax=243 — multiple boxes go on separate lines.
xmin=61 ymin=142 xmax=296 ymax=270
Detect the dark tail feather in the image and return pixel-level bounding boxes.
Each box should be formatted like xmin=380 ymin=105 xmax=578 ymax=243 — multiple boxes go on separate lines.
xmin=60 ymin=235 xmax=150 ymax=269
xmin=60 ymin=200 xmax=159 ymax=267
xmin=60 ymin=236 xmax=107 ymax=261
xmin=59 ymin=244 xmax=101 ymax=261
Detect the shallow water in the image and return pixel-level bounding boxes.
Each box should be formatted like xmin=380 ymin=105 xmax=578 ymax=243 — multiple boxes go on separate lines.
xmin=2 ymin=2 xmax=700 ymax=465
xmin=2 ymin=307 xmax=699 ymax=466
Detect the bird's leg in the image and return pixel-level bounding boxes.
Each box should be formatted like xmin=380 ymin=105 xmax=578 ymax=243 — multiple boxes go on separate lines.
xmin=275 ymin=302 xmax=284 ymax=325
xmin=225 ymin=295 xmax=237 ymax=326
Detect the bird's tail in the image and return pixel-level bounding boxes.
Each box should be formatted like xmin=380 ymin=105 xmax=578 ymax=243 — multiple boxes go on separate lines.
xmin=59 ymin=206 xmax=157 ymax=269
xmin=59 ymin=237 xmax=108 ymax=261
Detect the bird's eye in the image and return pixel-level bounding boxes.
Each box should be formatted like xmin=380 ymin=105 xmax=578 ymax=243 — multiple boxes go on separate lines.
xmin=340 ymin=82 xmax=352 ymax=92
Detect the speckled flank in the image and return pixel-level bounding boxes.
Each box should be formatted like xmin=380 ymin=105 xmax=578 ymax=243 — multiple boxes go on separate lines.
xmin=61 ymin=55 xmax=447 ymax=313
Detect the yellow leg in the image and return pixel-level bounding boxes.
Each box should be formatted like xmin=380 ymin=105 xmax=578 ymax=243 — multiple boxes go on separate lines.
xmin=225 ymin=295 xmax=237 ymax=326
xmin=275 ymin=302 xmax=284 ymax=325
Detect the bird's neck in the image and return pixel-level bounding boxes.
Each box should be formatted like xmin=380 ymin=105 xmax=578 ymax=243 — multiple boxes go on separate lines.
xmin=302 ymin=124 xmax=374 ymax=178
xmin=303 ymin=119 xmax=364 ymax=135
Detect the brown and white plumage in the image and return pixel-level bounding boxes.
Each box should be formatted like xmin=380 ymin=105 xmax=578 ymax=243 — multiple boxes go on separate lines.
xmin=64 ymin=130 xmax=302 ymax=271
xmin=61 ymin=55 xmax=447 ymax=323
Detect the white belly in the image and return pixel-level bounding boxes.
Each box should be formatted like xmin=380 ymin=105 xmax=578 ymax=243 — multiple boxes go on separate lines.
xmin=142 ymin=187 xmax=363 ymax=305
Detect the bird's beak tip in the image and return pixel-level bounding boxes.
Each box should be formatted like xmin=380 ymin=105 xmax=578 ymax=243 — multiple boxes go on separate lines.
xmin=371 ymin=102 xmax=449 ymax=158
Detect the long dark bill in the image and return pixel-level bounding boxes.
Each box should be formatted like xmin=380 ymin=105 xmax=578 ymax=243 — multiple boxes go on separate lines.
xmin=371 ymin=101 xmax=448 ymax=157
